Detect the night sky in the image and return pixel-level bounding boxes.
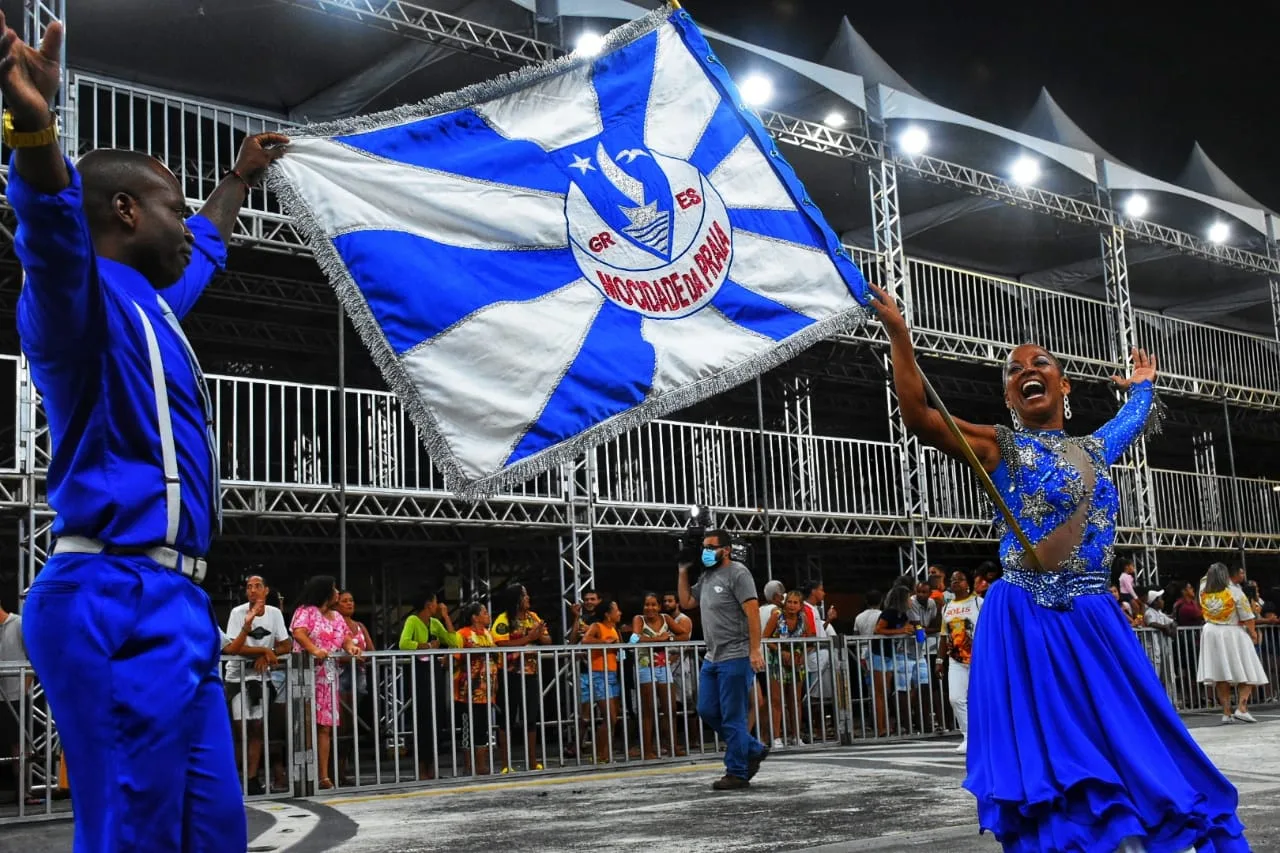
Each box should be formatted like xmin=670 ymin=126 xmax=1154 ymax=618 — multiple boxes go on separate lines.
xmin=690 ymin=0 xmax=1279 ymax=209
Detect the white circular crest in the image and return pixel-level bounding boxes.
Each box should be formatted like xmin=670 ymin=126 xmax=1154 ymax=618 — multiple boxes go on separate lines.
xmin=567 ymin=150 xmax=733 ymax=320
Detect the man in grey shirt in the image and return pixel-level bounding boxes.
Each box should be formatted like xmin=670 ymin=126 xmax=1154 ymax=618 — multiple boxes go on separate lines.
xmin=678 ymin=529 xmax=769 ymax=790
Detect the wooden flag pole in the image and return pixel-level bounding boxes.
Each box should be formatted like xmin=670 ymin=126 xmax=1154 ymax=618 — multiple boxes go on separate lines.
xmin=916 ymin=368 xmax=1045 ymax=572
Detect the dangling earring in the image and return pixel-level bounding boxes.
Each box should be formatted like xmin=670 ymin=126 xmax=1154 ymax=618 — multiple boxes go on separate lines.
xmin=1063 ymin=395 xmax=1073 ymax=421
xmin=1010 ymin=409 xmax=1021 ymax=430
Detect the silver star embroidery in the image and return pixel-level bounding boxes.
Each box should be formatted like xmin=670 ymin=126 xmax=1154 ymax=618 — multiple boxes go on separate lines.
xmin=569 ymin=154 xmax=595 ymax=174
xmin=1018 ymin=445 xmax=1039 ymax=469
xmin=1023 ymin=489 xmax=1053 ymax=525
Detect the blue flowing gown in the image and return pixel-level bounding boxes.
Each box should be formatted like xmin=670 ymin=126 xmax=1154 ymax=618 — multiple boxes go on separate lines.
xmin=964 ymin=381 xmax=1249 ymax=852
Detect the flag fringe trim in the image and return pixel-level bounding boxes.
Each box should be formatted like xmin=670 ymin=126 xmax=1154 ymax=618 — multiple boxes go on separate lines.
xmin=267 ymin=0 xmax=873 ymax=501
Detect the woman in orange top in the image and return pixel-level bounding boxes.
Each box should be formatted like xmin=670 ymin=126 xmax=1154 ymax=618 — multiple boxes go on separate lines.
xmin=453 ymin=603 xmax=506 ymax=775
xmin=582 ymin=598 xmax=623 ymax=762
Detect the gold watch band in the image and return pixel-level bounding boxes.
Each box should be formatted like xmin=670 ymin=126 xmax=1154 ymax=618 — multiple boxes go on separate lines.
xmin=2 ymin=110 xmax=59 ymax=149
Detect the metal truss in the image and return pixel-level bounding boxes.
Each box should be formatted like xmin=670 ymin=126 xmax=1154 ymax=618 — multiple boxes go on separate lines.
xmin=1272 ymin=278 xmax=1280 ymax=343
xmin=784 ymin=376 xmax=817 ymax=514
xmin=869 ymin=158 xmax=929 ymax=577
xmin=347 ymin=491 xmax=567 ymax=527
xmin=468 ymin=546 xmax=492 ymax=606
xmin=558 ymin=454 xmax=595 ymax=632
xmin=222 ymin=485 xmax=342 ymax=519
xmin=1101 ymin=224 xmax=1160 ymax=583
xmin=208 ymin=269 xmax=333 ymax=314
xmin=181 ymin=313 xmax=337 ymax=355
xmin=278 ymin=0 xmax=558 ymax=65
xmin=0 ymin=261 xmax=331 ymax=324
xmin=758 ymin=111 xmax=880 ymax=161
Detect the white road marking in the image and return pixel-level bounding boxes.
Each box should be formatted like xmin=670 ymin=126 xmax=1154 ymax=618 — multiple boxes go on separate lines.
xmin=246 ymin=802 xmax=320 ymax=852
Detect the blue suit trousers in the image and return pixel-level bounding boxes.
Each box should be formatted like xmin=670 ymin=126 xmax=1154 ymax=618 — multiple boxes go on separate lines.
xmin=22 ymin=553 xmax=246 ymax=852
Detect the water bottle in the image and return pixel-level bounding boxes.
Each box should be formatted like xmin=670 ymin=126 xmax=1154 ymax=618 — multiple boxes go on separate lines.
xmin=914 ymin=624 xmax=926 ymax=645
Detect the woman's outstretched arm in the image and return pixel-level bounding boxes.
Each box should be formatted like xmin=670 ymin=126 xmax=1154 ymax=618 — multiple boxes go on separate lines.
xmin=870 ymin=284 xmax=1002 ymax=472
xmin=1095 ymin=348 xmax=1160 ymax=465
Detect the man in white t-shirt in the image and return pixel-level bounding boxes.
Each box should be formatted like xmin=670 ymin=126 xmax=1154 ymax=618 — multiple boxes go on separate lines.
xmin=223 ymin=575 xmax=291 ymax=794
xmin=937 ymin=570 xmax=981 ymax=754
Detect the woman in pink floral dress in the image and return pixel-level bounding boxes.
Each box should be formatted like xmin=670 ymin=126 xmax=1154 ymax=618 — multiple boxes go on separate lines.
xmin=291 ymin=575 xmax=362 ymax=789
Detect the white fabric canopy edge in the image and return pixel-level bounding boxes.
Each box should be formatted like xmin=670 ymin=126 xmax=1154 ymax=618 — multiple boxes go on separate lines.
xmin=879 ymin=85 xmax=1098 ymax=183
xmin=1103 ymin=161 xmax=1267 ymax=235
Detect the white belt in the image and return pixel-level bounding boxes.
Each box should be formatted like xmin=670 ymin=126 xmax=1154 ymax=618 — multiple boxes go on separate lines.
xmin=53 ymin=535 xmax=207 ymax=584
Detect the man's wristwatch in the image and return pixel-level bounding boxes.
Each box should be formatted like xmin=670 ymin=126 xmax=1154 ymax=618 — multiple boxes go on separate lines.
xmin=2 ymin=110 xmax=59 ymax=148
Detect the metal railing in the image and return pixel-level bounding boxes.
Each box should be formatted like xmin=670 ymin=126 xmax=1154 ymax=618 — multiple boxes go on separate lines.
xmin=595 ymin=418 xmax=903 ymax=519
xmin=71 ymin=72 xmax=296 ymax=225
xmin=1137 ymin=310 xmax=1280 ymax=394
xmin=1151 ymin=468 xmax=1280 ymax=536
xmin=5 ymin=621 xmax=1278 ymax=822
xmin=922 ymin=448 xmax=989 ymax=523
xmin=908 ymin=258 xmax=1115 ymax=368
xmin=5 ymin=360 xmax=1278 ymax=533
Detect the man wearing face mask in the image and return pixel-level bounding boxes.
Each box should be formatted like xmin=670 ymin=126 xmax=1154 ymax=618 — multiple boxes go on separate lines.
xmin=678 ymin=529 xmax=769 ymax=790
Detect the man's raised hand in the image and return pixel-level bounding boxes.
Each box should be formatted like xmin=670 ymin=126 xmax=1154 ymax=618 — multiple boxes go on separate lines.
xmin=0 ymin=13 xmax=62 ymax=130
xmin=233 ymin=132 xmax=291 ymax=186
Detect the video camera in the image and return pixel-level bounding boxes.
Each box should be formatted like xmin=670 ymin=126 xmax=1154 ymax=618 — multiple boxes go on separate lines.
xmin=676 ymin=504 xmax=708 ymax=566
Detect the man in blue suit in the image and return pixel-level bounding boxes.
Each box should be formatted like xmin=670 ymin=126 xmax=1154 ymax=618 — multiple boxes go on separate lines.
xmin=0 ymin=13 xmax=288 ymax=851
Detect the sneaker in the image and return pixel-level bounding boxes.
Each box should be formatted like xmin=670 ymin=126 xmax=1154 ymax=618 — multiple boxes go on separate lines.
xmin=1233 ymin=710 xmax=1258 ymax=723
xmin=954 ymin=740 xmax=967 ymax=754
xmin=247 ymin=779 xmax=266 ymax=796
xmin=772 ymin=738 xmax=784 ymax=749
xmin=1218 ymin=715 xmax=1234 ymax=725
xmin=746 ymin=745 xmax=771 ymax=780
xmin=712 ymin=774 xmax=750 ymax=791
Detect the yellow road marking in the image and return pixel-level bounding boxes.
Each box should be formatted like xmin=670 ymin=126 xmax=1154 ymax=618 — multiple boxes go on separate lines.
xmin=322 ymin=762 xmax=716 ymax=806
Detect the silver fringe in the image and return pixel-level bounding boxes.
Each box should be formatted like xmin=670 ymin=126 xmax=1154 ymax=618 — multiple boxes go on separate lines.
xmin=265 ymin=2 xmax=873 ymax=499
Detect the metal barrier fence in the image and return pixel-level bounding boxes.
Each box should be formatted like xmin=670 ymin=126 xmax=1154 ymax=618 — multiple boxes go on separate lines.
xmin=3 ymin=624 xmax=1279 ymax=822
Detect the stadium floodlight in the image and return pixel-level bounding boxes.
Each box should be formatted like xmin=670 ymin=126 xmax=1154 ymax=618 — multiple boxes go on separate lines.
xmin=575 ymin=32 xmax=606 ymax=56
xmin=1123 ymin=194 xmax=1149 ymax=219
xmin=824 ymin=111 xmax=846 ymax=129
xmin=897 ymin=126 xmax=929 ymax=155
xmin=740 ymin=75 xmax=773 ymax=106
xmin=1010 ymin=156 xmax=1040 ymax=185
xmin=688 ymin=504 xmax=701 ymax=519
xmin=1208 ymin=222 xmax=1230 ymax=244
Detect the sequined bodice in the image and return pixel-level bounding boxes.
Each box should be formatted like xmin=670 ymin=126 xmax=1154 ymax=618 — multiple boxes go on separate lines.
xmin=991 ymin=382 xmax=1159 ymax=610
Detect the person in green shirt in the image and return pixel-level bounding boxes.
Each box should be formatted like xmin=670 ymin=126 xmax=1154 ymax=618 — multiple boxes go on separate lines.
xmin=399 ymin=588 xmax=458 ymax=780
xmin=399 ymin=591 xmax=460 ymax=652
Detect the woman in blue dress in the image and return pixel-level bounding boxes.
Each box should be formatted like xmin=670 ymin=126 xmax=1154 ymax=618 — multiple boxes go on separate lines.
xmin=870 ymin=284 xmax=1248 ymax=852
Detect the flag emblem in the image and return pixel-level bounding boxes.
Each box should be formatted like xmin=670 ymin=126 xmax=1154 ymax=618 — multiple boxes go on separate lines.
xmin=270 ymin=5 xmax=870 ymax=495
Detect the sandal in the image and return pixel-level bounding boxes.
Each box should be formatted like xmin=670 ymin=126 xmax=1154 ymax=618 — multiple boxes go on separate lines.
xmin=319 ymin=778 xmax=334 ymax=790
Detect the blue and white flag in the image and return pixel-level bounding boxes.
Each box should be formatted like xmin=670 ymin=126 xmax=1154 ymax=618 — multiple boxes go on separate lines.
xmin=271 ymin=4 xmax=870 ymax=495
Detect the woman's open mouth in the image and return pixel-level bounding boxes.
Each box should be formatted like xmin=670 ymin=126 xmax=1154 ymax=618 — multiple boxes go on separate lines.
xmin=1020 ymin=378 xmax=1046 ymax=401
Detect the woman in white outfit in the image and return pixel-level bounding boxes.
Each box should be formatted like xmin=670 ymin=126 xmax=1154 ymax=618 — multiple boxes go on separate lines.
xmin=1197 ymin=562 xmax=1268 ymax=724
xmin=936 ymin=570 xmax=980 ymax=754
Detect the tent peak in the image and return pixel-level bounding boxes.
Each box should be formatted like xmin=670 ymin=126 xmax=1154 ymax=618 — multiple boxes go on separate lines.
xmin=824 ymin=16 xmax=927 ymax=101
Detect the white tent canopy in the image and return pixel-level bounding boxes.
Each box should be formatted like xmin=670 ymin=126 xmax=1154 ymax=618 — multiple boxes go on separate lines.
xmin=878 ymin=85 xmax=1099 ymax=183
xmin=1102 ymin=160 xmax=1267 ymax=235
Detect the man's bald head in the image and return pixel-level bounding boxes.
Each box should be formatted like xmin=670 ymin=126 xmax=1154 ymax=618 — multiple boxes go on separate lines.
xmin=77 ymin=149 xmax=180 ymax=229
xmin=74 ymin=149 xmax=193 ymax=288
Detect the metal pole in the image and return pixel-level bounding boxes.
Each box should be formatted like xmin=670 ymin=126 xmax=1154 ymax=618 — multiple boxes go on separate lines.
xmin=754 ymin=376 xmax=774 ymax=579
xmin=1220 ymin=396 xmax=1247 ymax=569
xmin=338 ymin=304 xmax=348 ymax=589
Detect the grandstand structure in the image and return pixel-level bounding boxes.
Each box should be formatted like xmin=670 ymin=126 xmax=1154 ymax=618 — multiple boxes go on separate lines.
xmin=3 ymin=0 xmax=1278 ymax=623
